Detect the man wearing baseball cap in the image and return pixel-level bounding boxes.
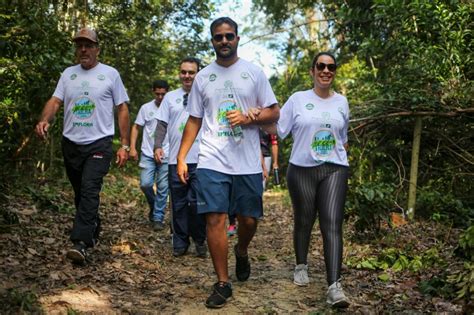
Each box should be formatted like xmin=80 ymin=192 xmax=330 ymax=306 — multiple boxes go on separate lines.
xmin=35 ymin=27 xmax=131 ymax=265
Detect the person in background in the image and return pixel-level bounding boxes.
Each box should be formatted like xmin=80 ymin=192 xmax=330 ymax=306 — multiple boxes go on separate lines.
xmin=227 ymin=131 xmax=278 ymax=237
xmin=260 ymin=129 xmax=279 ymax=188
xmin=35 ymin=28 xmax=130 ymax=265
xmin=154 ymin=58 xmax=207 ymax=258
xmin=130 ymin=80 xmax=170 ymax=231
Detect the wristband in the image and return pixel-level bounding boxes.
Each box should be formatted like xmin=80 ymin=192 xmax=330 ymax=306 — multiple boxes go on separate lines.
xmin=121 ymin=145 xmax=130 ymax=152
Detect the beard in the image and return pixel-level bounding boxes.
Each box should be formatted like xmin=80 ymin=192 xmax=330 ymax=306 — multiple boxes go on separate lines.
xmin=214 ymin=44 xmax=237 ymax=59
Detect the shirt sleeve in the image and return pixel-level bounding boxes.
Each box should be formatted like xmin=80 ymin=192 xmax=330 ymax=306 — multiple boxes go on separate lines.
xmin=341 ymin=98 xmax=349 ymax=144
xmin=52 ymin=72 xmax=66 ymax=101
xmin=112 ymin=72 xmax=130 ymax=106
xmin=255 ymin=69 xmax=277 ymax=108
xmin=277 ymin=96 xmax=294 ymax=139
xmin=134 ymin=106 xmax=146 ymax=126
xmin=156 ymin=95 xmax=171 ymax=124
xmin=187 ymin=76 xmax=204 ymax=118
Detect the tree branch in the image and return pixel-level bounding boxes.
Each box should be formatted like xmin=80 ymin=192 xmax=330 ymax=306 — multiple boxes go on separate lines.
xmin=350 ymin=108 xmax=474 ymax=124
xmin=241 ymin=19 xmax=333 ymax=46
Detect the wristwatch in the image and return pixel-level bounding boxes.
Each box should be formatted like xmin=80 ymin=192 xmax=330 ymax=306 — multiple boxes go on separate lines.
xmin=121 ymin=145 xmax=130 ymax=152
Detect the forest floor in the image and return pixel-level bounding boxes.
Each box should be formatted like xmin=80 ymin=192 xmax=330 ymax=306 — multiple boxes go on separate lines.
xmin=0 ymin=168 xmax=469 ymax=314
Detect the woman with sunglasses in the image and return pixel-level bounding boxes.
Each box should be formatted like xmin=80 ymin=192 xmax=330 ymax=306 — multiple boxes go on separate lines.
xmin=287 ymin=52 xmax=349 ymax=307
xmin=251 ymin=52 xmax=350 ymax=307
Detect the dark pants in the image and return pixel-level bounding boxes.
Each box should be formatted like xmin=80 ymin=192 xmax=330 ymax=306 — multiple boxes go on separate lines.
xmin=169 ymin=164 xmax=206 ymax=249
xmin=62 ymin=136 xmax=113 ymax=247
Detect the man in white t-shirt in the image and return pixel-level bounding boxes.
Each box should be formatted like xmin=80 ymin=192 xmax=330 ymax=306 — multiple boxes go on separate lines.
xmin=154 ymin=58 xmax=207 ymax=258
xmin=35 ymin=28 xmax=130 ymax=265
xmin=176 ymin=17 xmax=280 ymax=308
xmin=130 ymin=80 xmax=170 ymax=231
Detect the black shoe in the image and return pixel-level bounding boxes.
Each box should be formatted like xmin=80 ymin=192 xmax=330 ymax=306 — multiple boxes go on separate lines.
xmin=195 ymin=243 xmax=207 ymax=258
xmin=152 ymin=221 xmax=165 ymax=231
xmin=234 ymin=244 xmax=250 ymax=281
xmin=205 ymin=282 xmax=232 ymax=308
xmin=66 ymin=241 xmax=87 ymax=265
xmin=173 ymin=247 xmax=188 ymax=257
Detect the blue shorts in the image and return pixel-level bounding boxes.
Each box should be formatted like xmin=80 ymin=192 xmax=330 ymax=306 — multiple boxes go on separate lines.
xmin=196 ymin=169 xmax=263 ymax=218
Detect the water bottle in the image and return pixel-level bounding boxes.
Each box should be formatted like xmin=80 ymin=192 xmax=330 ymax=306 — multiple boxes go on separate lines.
xmin=232 ymin=125 xmax=243 ymax=143
xmin=273 ymin=168 xmax=280 ymax=185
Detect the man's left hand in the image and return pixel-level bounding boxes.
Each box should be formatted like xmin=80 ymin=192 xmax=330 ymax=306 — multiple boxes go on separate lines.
xmin=226 ymin=110 xmax=248 ymax=128
xmin=116 ymin=148 xmax=129 ymax=167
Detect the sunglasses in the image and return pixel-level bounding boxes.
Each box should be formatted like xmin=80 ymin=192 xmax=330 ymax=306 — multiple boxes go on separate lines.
xmin=212 ymin=33 xmax=236 ymax=42
xmin=183 ymin=93 xmax=188 ymax=107
xmin=315 ymin=62 xmax=337 ymax=72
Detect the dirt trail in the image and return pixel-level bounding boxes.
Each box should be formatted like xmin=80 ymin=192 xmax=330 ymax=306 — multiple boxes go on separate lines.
xmin=1 ymin=176 xmax=463 ymax=313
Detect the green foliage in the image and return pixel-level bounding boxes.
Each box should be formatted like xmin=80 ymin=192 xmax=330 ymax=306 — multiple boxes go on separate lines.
xmin=347 ymin=246 xmax=445 ymax=273
xmin=447 ymin=261 xmax=473 ymax=301
xmin=26 ymin=181 xmax=75 ymax=213
xmin=346 ymin=180 xmax=395 ymax=235
xmin=417 ymin=182 xmax=473 ymax=228
xmin=253 ymin=0 xmax=473 ymax=227
xmin=0 ymin=0 xmax=215 ymax=179
xmin=458 ymin=225 xmax=474 ymax=261
xmin=4 ymin=289 xmax=42 ymax=313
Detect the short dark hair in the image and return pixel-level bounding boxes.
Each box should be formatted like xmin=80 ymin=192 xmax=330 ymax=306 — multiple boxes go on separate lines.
xmin=152 ymin=80 xmax=169 ymax=91
xmin=311 ymin=52 xmax=337 ymax=69
xmin=210 ymin=17 xmax=238 ymax=36
xmin=181 ymin=57 xmax=201 ymax=71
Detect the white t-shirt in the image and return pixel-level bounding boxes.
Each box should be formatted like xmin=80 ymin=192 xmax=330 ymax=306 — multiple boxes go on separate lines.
xmin=188 ymin=58 xmax=278 ymax=175
xmin=53 ymin=63 xmax=129 ymax=145
xmin=156 ymin=88 xmax=199 ymax=165
xmin=278 ymin=90 xmax=349 ymax=167
xmin=134 ymin=100 xmax=169 ymax=160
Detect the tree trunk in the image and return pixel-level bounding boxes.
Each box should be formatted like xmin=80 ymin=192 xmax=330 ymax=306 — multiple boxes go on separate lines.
xmin=407 ymin=117 xmax=422 ymax=220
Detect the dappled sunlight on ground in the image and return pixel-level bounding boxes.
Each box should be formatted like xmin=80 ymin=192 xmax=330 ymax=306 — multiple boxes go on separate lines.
xmin=39 ymin=287 xmax=113 ymax=314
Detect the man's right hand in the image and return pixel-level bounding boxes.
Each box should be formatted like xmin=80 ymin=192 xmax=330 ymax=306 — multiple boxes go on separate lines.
xmin=129 ymin=147 xmax=139 ymax=161
xmin=177 ymin=158 xmax=188 ymax=184
xmin=154 ymin=148 xmax=165 ymax=164
xmin=35 ymin=121 xmax=50 ymax=140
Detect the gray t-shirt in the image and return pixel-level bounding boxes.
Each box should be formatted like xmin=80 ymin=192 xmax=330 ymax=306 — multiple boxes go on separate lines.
xmin=187 ymin=59 xmax=277 ymax=175
xmin=53 ymin=63 xmax=129 ymax=145
xmin=135 ymin=100 xmax=169 ymax=160
xmin=278 ymin=90 xmax=349 ymax=167
xmin=156 ymin=88 xmax=199 ymax=165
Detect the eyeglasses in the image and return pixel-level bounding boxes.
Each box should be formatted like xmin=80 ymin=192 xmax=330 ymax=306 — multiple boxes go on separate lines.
xmin=212 ymin=33 xmax=236 ymax=42
xmin=183 ymin=93 xmax=188 ymax=107
xmin=315 ymin=62 xmax=337 ymax=72
xmin=75 ymin=43 xmax=97 ymax=49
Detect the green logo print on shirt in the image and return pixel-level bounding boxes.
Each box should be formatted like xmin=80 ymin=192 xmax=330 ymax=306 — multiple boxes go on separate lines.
xmin=311 ymin=130 xmax=336 ymax=157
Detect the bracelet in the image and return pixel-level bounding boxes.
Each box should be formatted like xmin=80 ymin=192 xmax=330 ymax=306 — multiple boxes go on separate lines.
xmin=121 ymin=145 xmax=130 ymax=152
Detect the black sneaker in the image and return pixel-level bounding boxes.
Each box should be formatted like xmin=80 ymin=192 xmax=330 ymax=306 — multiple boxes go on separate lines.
xmin=195 ymin=243 xmax=207 ymax=258
xmin=234 ymin=244 xmax=250 ymax=281
xmin=66 ymin=241 xmax=87 ymax=265
xmin=152 ymin=221 xmax=165 ymax=231
xmin=205 ymin=282 xmax=232 ymax=308
xmin=173 ymin=247 xmax=188 ymax=257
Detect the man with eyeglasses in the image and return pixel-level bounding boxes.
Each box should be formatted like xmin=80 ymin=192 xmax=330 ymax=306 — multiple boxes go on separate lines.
xmin=154 ymin=57 xmax=207 ymax=258
xmin=35 ymin=28 xmax=130 ymax=265
xmin=176 ymin=17 xmax=280 ymax=308
xmin=129 ymin=80 xmax=170 ymax=231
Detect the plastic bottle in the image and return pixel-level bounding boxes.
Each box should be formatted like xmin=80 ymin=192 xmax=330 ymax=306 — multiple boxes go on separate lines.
xmin=273 ymin=168 xmax=280 ymax=185
xmin=232 ymin=125 xmax=243 ymax=143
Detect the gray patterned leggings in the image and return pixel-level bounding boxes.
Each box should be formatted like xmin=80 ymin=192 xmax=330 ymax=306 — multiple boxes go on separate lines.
xmin=287 ymin=163 xmax=349 ymax=285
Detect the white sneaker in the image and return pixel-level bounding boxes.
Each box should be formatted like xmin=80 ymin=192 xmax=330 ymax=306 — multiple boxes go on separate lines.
xmin=326 ymin=281 xmax=350 ymax=308
xmin=293 ymin=264 xmax=309 ymax=286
